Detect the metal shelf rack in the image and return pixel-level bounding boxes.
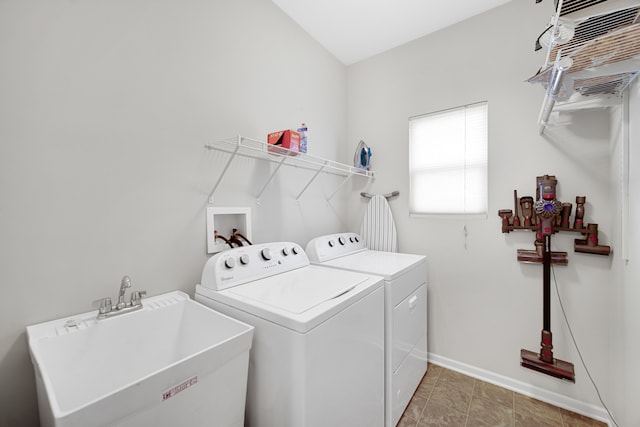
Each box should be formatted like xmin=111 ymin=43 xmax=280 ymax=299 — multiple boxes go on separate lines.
xmin=205 ymin=136 xmax=374 ymax=203
xmin=529 ymin=0 xmax=640 ymax=134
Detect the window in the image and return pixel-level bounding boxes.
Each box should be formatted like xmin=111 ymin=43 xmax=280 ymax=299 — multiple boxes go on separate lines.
xmin=409 ymin=102 xmax=488 ymax=216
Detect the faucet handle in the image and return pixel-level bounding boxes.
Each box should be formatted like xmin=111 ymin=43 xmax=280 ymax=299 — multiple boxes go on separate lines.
xmin=92 ymin=297 xmax=113 ymax=314
xmin=130 ymin=291 xmax=147 ymax=306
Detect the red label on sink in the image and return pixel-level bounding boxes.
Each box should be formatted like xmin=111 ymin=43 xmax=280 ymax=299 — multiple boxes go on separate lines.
xmin=162 ymin=376 xmax=198 ymax=401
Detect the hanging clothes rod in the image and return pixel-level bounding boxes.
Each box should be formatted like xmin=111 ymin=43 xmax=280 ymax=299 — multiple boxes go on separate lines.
xmin=360 ymin=191 xmax=399 ymax=199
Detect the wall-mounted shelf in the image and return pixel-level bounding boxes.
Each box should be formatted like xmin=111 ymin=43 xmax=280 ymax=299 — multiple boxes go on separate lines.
xmin=530 ymin=0 xmax=640 ymax=134
xmin=205 ymin=136 xmax=374 ymax=203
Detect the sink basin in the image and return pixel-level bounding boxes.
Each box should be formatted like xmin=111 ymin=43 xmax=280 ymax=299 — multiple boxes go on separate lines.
xmin=27 ymin=291 xmax=253 ymax=427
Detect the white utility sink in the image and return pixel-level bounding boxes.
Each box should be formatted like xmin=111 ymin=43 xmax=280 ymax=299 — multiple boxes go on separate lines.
xmin=27 ymin=291 xmax=254 ymax=427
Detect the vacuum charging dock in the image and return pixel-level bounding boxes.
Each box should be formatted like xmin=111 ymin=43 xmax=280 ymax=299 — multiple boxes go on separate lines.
xmin=499 ymin=175 xmax=611 ymax=383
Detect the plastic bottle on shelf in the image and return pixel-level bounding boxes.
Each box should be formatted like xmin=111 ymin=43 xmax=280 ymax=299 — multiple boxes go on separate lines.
xmin=297 ymin=123 xmax=308 ymax=154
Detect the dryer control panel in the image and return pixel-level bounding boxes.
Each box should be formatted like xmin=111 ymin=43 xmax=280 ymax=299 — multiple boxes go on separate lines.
xmin=200 ymin=242 xmax=308 ymax=290
xmin=306 ymin=232 xmax=367 ymax=263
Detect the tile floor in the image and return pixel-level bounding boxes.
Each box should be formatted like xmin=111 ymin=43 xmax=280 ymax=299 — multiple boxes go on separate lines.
xmin=398 ymin=364 xmax=608 ymax=427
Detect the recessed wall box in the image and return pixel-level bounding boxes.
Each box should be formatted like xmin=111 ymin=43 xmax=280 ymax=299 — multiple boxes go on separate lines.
xmin=206 ymin=207 xmax=252 ymax=254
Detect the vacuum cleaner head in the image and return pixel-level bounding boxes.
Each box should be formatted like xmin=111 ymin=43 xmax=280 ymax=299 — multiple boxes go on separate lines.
xmin=521 ymin=349 xmax=575 ymax=382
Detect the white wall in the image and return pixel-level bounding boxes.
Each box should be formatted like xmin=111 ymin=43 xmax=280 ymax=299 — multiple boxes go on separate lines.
xmin=621 ymin=78 xmax=640 ymax=427
xmin=347 ymin=0 xmax=617 ymax=420
xmin=609 ymin=80 xmax=640 ymax=427
xmin=0 ymin=1 xmax=351 ymax=425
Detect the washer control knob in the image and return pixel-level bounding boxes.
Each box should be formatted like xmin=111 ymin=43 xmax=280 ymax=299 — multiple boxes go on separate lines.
xmin=338 ymin=237 xmax=346 ymax=245
xmin=282 ymin=247 xmax=290 ymax=256
xmin=328 ymin=240 xmax=335 ymax=247
xmin=224 ymin=257 xmax=236 ymax=269
xmin=239 ymin=254 xmax=250 ymax=265
xmin=292 ymin=246 xmax=300 ymax=255
xmin=354 ymin=236 xmax=360 ymax=242
xmin=261 ymin=248 xmax=273 ymax=261
xmin=349 ymin=236 xmax=354 ymax=243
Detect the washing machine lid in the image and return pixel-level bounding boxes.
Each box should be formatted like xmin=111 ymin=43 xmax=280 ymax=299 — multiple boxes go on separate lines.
xmin=317 ymin=250 xmax=425 ymax=281
xmin=196 ymin=265 xmax=383 ymax=333
xmin=228 ymin=267 xmax=365 ymax=314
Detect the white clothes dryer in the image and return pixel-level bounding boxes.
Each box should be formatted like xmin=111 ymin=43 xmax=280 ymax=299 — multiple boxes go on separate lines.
xmin=306 ymin=232 xmax=428 ymax=427
xmin=195 ymin=242 xmax=384 ymax=427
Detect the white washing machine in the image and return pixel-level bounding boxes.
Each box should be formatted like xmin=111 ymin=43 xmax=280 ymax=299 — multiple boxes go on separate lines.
xmin=195 ymin=242 xmax=385 ymax=427
xmin=306 ymin=232 xmax=428 ymax=427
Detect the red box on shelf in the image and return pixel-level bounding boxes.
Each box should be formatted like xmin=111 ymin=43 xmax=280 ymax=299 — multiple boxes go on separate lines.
xmin=267 ymin=130 xmax=300 ymax=155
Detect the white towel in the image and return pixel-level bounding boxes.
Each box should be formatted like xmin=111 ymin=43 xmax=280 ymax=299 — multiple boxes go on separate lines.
xmin=360 ymin=194 xmax=398 ymax=252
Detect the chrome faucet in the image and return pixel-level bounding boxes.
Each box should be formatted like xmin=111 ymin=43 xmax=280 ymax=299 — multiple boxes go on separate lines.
xmin=95 ymin=275 xmax=146 ymax=319
xmin=117 ymin=276 xmax=132 ymax=309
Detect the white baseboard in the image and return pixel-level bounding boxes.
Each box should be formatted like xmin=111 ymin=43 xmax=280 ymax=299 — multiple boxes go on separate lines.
xmin=427 ymin=352 xmax=611 ymax=426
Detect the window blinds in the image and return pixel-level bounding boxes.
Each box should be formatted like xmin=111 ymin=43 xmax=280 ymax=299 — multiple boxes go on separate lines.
xmin=409 ymin=102 xmax=488 ymax=215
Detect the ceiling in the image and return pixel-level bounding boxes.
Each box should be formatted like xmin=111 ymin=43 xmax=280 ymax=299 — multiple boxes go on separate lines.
xmin=271 ymin=0 xmax=514 ymax=65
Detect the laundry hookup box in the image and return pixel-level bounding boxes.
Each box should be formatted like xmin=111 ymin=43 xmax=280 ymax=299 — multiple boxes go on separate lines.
xmin=267 ymin=129 xmax=300 ymax=155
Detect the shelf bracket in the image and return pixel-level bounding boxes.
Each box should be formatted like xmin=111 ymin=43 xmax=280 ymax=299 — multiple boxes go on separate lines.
xmin=208 ymin=136 xmax=241 ymax=203
xmin=327 ymin=174 xmax=353 ymax=202
xmin=256 ymin=155 xmax=288 ymax=201
xmin=295 ymin=160 xmax=328 ymax=201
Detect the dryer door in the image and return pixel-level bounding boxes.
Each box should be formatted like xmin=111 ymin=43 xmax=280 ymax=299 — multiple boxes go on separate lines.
xmin=392 ymin=283 xmax=427 ymax=372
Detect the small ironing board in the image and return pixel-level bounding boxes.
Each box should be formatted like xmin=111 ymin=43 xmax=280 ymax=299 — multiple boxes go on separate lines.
xmin=360 ymin=194 xmax=398 ymax=252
